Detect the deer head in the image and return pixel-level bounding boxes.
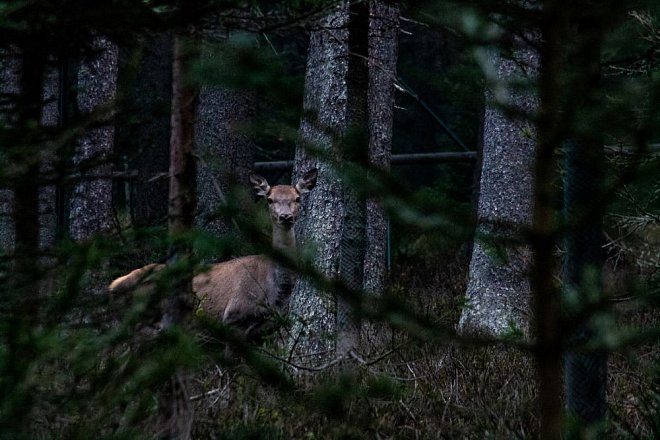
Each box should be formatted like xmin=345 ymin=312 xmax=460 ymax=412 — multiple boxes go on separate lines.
xmin=249 ymin=168 xmax=318 ymax=230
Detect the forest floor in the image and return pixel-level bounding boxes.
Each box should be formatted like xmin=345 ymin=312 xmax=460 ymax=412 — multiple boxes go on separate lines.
xmin=189 ymin=249 xmax=659 ymax=439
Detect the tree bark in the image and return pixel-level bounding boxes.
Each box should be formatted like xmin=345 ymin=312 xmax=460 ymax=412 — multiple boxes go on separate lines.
xmin=158 ymin=34 xmax=198 ymax=440
xmin=2 ymin=42 xmax=46 ymax=430
xmin=117 ymin=34 xmax=173 ymax=227
xmin=362 ymin=0 xmax=399 ymax=349
xmin=457 ymin=37 xmax=539 ymax=337
xmin=0 ymin=49 xmax=57 ymax=278
xmin=562 ymin=13 xmax=607 ymax=434
xmin=534 ymin=3 xmax=566 ymax=437
xmin=195 ymin=82 xmax=256 ymax=244
xmin=289 ymin=1 xmax=350 ymax=364
xmin=167 ymin=34 xmax=198 ymax=325
xmin=0 ymin=52 xmax=20 ymax=252
xmin=336 ymin=0 xmax=370 ymax=355
xmin=39 ymin=66 xmax=59 ymax=249
xmin=69 ymin=37 xmax=118 ymax=241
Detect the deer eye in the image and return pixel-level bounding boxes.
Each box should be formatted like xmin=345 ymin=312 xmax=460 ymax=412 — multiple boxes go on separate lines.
xmin=295 ymin=196 xmax=301 ymax=203
xmin=267 ymin=198 xmax=274 ymax=204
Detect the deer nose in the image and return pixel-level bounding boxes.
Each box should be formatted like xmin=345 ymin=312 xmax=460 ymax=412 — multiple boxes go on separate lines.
xmin=279 ymin=213 xmax=294 ymax=224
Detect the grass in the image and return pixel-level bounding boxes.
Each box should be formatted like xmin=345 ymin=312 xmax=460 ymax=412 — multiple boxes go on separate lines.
xmin=184 ymin=245 xmax=658 ymax=439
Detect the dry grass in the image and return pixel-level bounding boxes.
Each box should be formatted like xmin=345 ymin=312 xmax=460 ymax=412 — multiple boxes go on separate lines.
xmin=185 ymin=247 xmax=658 ymax=439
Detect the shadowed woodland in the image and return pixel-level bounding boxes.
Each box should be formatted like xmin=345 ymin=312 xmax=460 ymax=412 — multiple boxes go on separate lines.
xmin=0 ymin=0 xmax=659 ymax=438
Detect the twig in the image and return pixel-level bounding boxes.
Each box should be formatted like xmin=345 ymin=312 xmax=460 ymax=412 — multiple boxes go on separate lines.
xmin=348 ymin=346 xmax=399 ymax=366
xmin=260 ymin=349 xmax=346 ymax=371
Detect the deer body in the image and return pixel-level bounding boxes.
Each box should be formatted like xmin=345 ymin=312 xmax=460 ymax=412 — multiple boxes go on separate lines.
xmin=109 ymin=169 xmax=317 ymax=339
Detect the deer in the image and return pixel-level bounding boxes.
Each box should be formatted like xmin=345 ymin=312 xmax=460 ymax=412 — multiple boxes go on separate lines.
xmin=108 ymin=168 xmax=318 ymax=340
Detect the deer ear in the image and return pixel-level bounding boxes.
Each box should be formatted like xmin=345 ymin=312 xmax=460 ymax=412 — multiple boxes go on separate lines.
xmin=295 ymin=168 xmax=318 ymax=194
xmin=249 ymin=173 xmax=270 ymax=197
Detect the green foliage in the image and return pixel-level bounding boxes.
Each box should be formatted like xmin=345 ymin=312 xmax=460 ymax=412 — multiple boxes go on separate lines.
xmin=0 ymin=0 xmax=659 ymax=438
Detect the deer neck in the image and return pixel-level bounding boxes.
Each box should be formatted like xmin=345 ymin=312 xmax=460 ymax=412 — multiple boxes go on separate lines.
xmin=272 ymin=225 xmax=296 ymax=255
xmin=270 ymin=224 xmax=296 ymax=311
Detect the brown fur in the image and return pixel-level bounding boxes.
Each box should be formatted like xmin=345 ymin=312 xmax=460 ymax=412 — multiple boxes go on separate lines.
xmin=109 ymin=168 xmax=317 ymax=339
xmin=193 ymin=255 xmax=278 ymax=323
xmin=109 ymin=257 xmax=280 ymax=335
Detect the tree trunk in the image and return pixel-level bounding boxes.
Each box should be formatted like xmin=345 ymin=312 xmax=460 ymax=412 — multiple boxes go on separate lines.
xmin=336 ymin=0 xmax=370 ymax=355
xmin=167 ymin=34 xmax=198 ymax=325
xmin=457 ymin=38 xmax=539 ymax=337
xmin=2 ymin=42 xmax=46 ymax=430
xmin=158 ymin=34 xmax=198 ymax=440
xmin=69 ymin=37 xmax=118 ymax=241
xmin=195 ymin=82 xmax=256 ymax=244
xmin=563 ymin=14 xmax=607 ymax=434
xmin=39 ymin=67 xmax=59 ymax=250
xmin=362 ymin=0 xmax=399 ymax=349
xmin=534 ymin=4 xmax=566 ymax=437
xmin=117 ymin=34 xmax=173 ymax=227
xmin=289 ymin=1 xmax=350 ymax=364
xmin=0 ymin=52 xmax=20 ymax=252
xmin=0 ymin=49 xmax=57 ymax=278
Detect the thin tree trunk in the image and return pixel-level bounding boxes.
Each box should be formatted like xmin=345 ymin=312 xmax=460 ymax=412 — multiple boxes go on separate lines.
xmin=2 ymin=42 xmax=46 ymax=432
xmin=40 ymin=67 xmax=59 ymax=250
xmin=159 ymin=33 xmax=198 ymax=440
xmin=534 ymin=2 xmax=567 ymax=438
xmin=337 ymin=0 xmax=370 ymax=355
xmin=167 ymin=34 xmax=198 ymax=326
xmin=0 ymin=52 xmax=20 ymax=252
xmin=290 ymin=1 xmax=350 ymax=365
xmin=362 ymin=0 xmax=399 ymax=349
xmin=563 ymin=13 xmax=607 ymax=434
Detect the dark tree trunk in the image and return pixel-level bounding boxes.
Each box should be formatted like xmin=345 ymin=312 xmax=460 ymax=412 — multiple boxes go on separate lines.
xmin=337 ymin=0 xmax=370 ymax=355
xmin=13 ymin=44 xmax=46 ymax=299
xmin=290 ymin=1 xmax=350 ymax=364
xmin=39 ymin=67 xmax=59 ymax=250
xmin=69 ymin=37 xmax=118 ymax=241
xmin=534 ymin=4 xmax=566 ymax=437
xmin=117 ymin=34 xmax=173 ymax=227
xmin=195 ymin=82 xmax=256 ymax=243
xmin=158 ymin=34 xmax=198 ymax=440
xmin=562 ymin=14 xmax=606 ymax=434
xmin=167 ymin=35 xmax=198 ymax=325
xmin=0 ymin=50 xmax=57 ymax=270
xmin=458 ymin=38 xmax=539 ymax=337
xmin=2 ymin=43 xmax=47 ymax=430
xmin=362 ymin=0 xmax=399 ymax=349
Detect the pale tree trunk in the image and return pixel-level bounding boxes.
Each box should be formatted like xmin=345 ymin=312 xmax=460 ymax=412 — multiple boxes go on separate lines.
xmin=69 ymin=37 xmax=118 ymax=241
xmin=195 ymin=83 xmax=255 ymax=242
xmin=0 ymin=53 xmax=20 ymax=252
xmin=362 ymin=0 xmax=399 ymax=349
xmin=289 ymin=1 xmax=350 ymax=364
xmin=457 ymin=38 xmax=539 ymax=337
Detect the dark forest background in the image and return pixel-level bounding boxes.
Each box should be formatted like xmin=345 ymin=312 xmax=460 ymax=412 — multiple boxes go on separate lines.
xmin=0 ymin=1 xmax=659 ymax=439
